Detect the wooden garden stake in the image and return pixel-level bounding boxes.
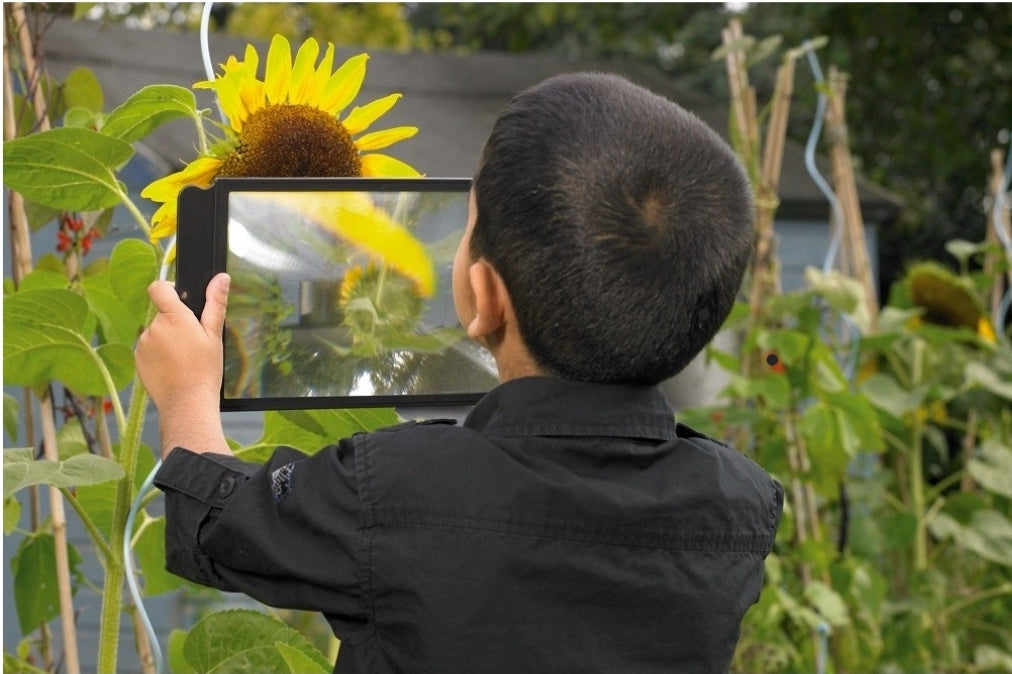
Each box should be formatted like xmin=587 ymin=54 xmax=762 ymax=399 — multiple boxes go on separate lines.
xmin=825 ymin=66 xmax=880 ymax=331
xmin=5 ymin=5 xmax=79 ymax=672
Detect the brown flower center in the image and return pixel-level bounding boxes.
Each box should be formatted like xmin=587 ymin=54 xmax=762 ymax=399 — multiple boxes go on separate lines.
xmin=216 ymin=104 xmax=362 ymax=177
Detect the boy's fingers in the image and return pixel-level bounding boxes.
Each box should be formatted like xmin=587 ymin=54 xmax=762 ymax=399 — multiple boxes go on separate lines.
xmin=147 ymin=280 xmax=186 ymax=314
xmin=200 ymin=273 xmax=230 ymax=338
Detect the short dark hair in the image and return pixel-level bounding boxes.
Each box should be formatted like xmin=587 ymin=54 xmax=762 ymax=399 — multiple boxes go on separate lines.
xmin=471 ymin=72 xmax=754 ymax=384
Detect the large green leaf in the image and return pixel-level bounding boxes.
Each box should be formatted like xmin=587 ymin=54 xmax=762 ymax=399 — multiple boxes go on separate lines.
xmin=3 ymin=288 xmax=134 ymax=395
xmin=275 ymin=642 xmax=332 ymax=674
xmin=4 ymin=496 xmax=22 ymax=535
xmin=967 ymin=440 xmax=1012 ymax=499
xmin=82 ymin=271 xmax=140 ymax=346
xmin=10 ymin=533 xmax=83 ymax=635
xmin=804 ymin=580 xmax=851 ymax=627
xmin=132 ymin=515 xmax=186 ymax=596
xmin=4 ymin=650 xmax=51 ymax=673
xmin=2 ymin=127 xmax=132 ymax=211
xmin=964 ymin=361 xmax=1012 ymax=400
xmin=181 ymin=610 xmax=331 ymax=674
xmin=860 ymin=373 xmax=925 ymax=421
xmin=239 ymin=407 xmax=398 ymax=463
xmin=101 ymin=85 xmax=198 ymax=143
xmin=4 ymin=393 xmax=18 ymax=443
xmin=52 ymin=67 xmax=104 ymax=120
xmin=167 ymin=629 xmax=197 ymax=674
xmin=3 ymin=448 xmax=124 ymax=499
xmin=110 ymin=239 xmax=159 ymax=322
xmin=929 ymin=509 xmax=1012 ymax=567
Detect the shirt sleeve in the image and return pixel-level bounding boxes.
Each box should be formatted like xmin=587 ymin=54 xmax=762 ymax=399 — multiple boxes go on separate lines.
xmin=153 ymin=441 xmax=368 ymax=632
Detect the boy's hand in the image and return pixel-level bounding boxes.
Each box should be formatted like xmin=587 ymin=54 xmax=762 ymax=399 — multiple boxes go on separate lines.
xmin=135 ymin=272 xmax=232 ymax=456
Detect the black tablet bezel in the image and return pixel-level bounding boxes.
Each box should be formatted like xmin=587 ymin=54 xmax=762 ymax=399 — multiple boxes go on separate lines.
xmin=175 ymin=176 xmax=488 ymax=412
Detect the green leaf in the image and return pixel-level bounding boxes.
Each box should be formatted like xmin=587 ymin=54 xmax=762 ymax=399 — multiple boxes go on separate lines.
xmin=804 ymin=580 xmax=851 ymax=627
xmin=2 ymin=127 xmax=132 ymax=211
xmin=82 ymin=271 xmax=140 ymax=346
xmin=109 ymin=239 xmax=158 ymax=323
xmin=4 ymin=393 xmax=19 ymax=443
xmin=101 ymin=85 xmax=198 ymax=143
xmin=55 ymin=418 xmax=88 ymax=459
xmin=63 ymin=106 xmax=104 ymax=130
xmin=24 ymin=200 xmax=61 ymax=232
xmin=4 ymin=496 xmax=22 ymax=535
xmin=132 ymin=515 xmax=186 ymax=596
xmin=3 ymin=650 xmax=51 ymax=674
xmin=975 ymin=645 xmax=1012 ymax=672
xmin=3 ymin=288 xmax=132 ymax=395
xmin=929 ymin=509 xmax=1012 ymax=567
xmin=967 ymin=440 xmax=1012 ymax=498
xmin=964 ymin=361 xmax=1012 ymax=400
xmin=18 ymin=269 xmax=69 ymax=292
xmin=72 ymin=480 xmax=118 ymax=542
xmin=860 ymin=373 xmax=925 ymax=420
xmin=168 ymin=629 xmax=197 ymax=674
xmin=58 ymin=67 xmax=104 ymax=115
xmin=3 ymin=449 xmax=124 ymax=498
xmin=241 ymin=407 xmax=398 ymax=462
xmin=275 ymin=642 xmax=332 ymax=674
xmin=11 ymin=533 xmax=83 ymax=634
xmin=756 ymin=329 xmax=811 ymax=365
xmin=181 ymin=610 xmax=330 ymax=674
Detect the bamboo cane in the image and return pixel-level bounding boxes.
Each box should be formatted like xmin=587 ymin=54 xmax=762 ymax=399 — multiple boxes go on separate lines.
xmin=5 ymin=5 xmax=82 ymax=672
xmin=825 ymin=66 xmax=880 ymax=331
xmin=985 ymin=149 xmax=1012 ymax=323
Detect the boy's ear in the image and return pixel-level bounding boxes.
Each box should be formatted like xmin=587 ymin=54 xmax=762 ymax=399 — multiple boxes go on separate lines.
xmin=466 ymin=260 xmax=509 ymax=339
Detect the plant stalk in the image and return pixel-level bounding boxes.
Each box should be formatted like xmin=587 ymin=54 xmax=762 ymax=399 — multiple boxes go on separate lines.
xmin=96 ymin=379 xmax=151 ymax=674
xmin=909 ymin=339 xmax=928 ymax=573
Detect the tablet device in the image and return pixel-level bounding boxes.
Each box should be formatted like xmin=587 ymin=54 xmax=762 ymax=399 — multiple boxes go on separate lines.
xmin=175 ymin=177 xmax=497 ymax=411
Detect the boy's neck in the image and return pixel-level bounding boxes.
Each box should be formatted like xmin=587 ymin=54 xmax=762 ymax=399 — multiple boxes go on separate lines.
xmin=488 ymin=328 xmax=546 ymax=383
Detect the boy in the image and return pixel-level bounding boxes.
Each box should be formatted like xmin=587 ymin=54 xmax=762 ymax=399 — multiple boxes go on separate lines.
xmin=137 ymin=72 xmax=783 ymax=673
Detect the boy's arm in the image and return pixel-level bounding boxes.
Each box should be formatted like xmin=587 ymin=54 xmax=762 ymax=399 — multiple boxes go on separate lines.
xmin=135 ymin=273 xmax=232 ymax=458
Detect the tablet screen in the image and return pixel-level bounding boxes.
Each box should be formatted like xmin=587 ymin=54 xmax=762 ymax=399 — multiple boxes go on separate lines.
xmin=176 ymin=178 xmax=497 ymax=410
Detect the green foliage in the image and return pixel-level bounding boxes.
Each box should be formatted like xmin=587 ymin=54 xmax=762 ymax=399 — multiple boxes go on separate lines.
xmin=3 ymin=449 xmax=124 ymax=499
xmin=167 ymin=610 xmax=331 ymax=674
xmin=684 ymin=260 xmax=1012 ymax=672
xmin=2 ymin=127 xmax=134 ymax=211
xmin=3 ymin=288 xmax=135 ymax=395
xmin=10 ymin=532 xmax=84 ymax=635
xmin=223 ymin=3 xmax=412 ymax=51
xmin=2 ymin=14 xmax=405 ymax=673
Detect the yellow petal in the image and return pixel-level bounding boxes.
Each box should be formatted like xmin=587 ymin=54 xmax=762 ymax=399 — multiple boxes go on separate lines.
xmin=354 ymin=126 xmax=418 ymax=152
xmin=360 ymin=153 xmax=422 ymax=178
xmin=318 ymin=54 xmax=369 ymax=116
xmin=308 ymin=43 xmax=337 ymax=104
xmin=330 ymin=203 xmax=435 ymax=297
xmin=149 ymin=203 xmax=178 ymax=240
xmin=341 ymin=93 xmax=401 ymax=135
xmin=288 ymin=37 xmax=320 ymax=105
xmin=978 ymin=317 xmax=997 ymax=343
xmin=264 ymin=34 xmax=293 ymax=105
xmin=141 ymin=157 xmax=222 ymax=201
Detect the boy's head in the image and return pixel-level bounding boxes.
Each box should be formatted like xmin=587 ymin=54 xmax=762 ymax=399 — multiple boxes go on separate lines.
xmin=464 ymin=72 xmax=754 ymax=385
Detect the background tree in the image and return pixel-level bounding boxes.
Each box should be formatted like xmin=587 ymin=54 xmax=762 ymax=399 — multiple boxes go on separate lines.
xmin=407 ymin=2 xmax=1011 ymax=300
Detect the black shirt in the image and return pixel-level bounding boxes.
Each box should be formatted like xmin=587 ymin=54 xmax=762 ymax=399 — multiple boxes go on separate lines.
xmin=154 ymin=376 xmax=783 ymax=673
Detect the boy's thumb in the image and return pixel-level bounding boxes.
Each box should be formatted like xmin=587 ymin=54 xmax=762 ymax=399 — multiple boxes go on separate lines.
xmin=201 ymin=273 xmax=230 ymax=337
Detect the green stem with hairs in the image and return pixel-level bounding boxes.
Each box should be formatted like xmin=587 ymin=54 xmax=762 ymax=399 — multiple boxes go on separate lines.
xmin=96 ymin=297 xmax=159 ymax=673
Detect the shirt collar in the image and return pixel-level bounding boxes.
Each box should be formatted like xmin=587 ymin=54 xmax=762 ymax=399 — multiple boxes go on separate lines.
xmin=464 ymin=376 xmax=679 ymax=442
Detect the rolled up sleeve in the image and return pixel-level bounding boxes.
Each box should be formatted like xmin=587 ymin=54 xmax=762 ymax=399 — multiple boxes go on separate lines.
xmin=153 ymin=441 xmax=368 ymax=633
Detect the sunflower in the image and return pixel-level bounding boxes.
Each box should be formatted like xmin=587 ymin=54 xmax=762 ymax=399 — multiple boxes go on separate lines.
xmin=141 ymin=34 xmax=420 ymax=247
xmin=904 ymin=261 xmax=996 ymax=343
